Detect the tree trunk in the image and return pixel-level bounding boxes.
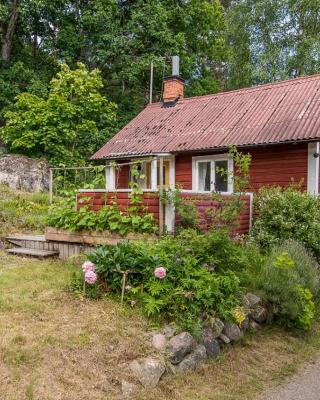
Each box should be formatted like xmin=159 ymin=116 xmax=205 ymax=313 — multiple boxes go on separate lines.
xmin=1 ymin=1 xmax=19 ymax=61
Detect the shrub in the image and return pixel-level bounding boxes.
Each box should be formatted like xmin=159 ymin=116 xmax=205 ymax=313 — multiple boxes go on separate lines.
xmin=47 ymin=199 xmax=157 ymax=235
xmin=251 ymin=185 xmax=320 ymax=260
xmin=87 ymin=229 xmax=256 ymax=333
xmin=248 ymin=240 xmax=320 ymax=329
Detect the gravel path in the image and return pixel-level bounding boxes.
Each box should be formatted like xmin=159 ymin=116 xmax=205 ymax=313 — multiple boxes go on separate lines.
xmin=261 ymin=357 xmax=320 ymax=400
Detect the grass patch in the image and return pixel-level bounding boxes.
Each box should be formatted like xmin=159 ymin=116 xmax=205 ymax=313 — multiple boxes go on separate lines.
xmin=0 ymin=252 xmax=320 ymax=399
xmin=0 ymin=185 xmax=49 ymax=238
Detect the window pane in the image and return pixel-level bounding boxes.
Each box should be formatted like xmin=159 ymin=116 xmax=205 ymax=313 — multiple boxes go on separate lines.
xmin=157 ymin=161 xmax=169 ymax=187
xmin=198 ymin=162 xmax=211 ymax=191
xmin=215 ymin=160 xmax=228 ymax=192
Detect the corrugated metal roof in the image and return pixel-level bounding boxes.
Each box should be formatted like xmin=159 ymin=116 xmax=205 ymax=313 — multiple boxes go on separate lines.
xmin=92 ymin=74 xmax=320 ymax=160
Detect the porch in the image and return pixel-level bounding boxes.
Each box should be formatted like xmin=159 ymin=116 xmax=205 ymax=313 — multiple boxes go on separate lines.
xmin=75 ymin=156 xmax=253 ymax=234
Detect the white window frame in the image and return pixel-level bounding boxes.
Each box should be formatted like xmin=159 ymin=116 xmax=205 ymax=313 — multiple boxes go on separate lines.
xmin=192 ymin=154 xmax=234 ymax=194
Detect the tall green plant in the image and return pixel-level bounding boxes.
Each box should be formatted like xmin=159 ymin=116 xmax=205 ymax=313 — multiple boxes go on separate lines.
xmin=1 ymin=63 xmax=117 ymax=166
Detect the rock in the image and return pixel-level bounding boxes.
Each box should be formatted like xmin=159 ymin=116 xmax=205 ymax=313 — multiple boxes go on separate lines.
xmin=152 ymin=334 xmax=167 ymax=350
xmin=161 ymin=325 xmax=177 ymax=339
xmin=129 ymin=357 xmax=165 ymax=389
xmin=250 ymin=306 xmax=268 ymax=323
xmin=210 ymin=318 xmax=225 ymax=338
xmin=240 ymin=317 xmax=250 ymax=332
xmin=248 ymin=320 xmax=260 ymax=331
xmin=121 ymin=380 xmax=139 ymax=398
xmin=0 ymin=154 xmax=49 ymax=192
xmin=218 ymin=333 xmax=230 ymax=344
xmin=202 ymin=328 xmax=220 ymax=359
xmin=177 ymin=345 xmax=207 ymax=373
xmin=223 ymin=323 xmax=243 ymax=342
xmin=166 ymin=332 xmax=197 ymax=365
xmin=243 ymin=293 xmax=262 ymax=308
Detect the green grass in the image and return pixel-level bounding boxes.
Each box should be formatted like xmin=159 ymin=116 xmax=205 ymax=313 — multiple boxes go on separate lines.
xmin=0 ymin=185 xmax=49 ymax=238
xmin=1 ymin=252 xmax=320 ymax=400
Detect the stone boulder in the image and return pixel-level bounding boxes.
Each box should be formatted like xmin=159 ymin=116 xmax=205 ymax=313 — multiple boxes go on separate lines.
xmin=250 ymin=305 xmax=268 ymax=323
xmin=121 ymin=380 xmax=139 ymax=398
xmin=0 ymin=154 xmax=49 ymax=192
xmin=213 ymin=318 xmax=224 ymax=337
xmin=177 ymin=345 xmax=207 ymax=373
xmin=129 ymin=357 xmax=165 ymax=389
xmin=202 ymin=328 xmax=220 ymax=359
xmin=243 ymin=293 xmax=262 ymax=309
xmin=152 ymin=333 xmax=167 ymax=351
xmin=223 ymin=323 xmax=243 ymax=342
xmin=166 ymin=332 xmax=197 ymax=365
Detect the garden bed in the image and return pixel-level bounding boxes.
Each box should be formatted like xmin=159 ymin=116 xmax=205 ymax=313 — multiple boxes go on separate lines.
xmin=45 ymin=226 xmax=157 ymax=246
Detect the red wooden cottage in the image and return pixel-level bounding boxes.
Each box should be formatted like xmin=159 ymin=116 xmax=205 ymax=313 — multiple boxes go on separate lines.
xmin=79 ymin=62 xmax=320 ymax=234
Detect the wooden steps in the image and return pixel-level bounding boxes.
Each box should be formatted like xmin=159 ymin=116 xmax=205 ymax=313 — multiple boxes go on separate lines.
xmin=7 ymin=247 xmax=59 ymax=258
xmin=5 ymin=234 xmax=91 ymax=259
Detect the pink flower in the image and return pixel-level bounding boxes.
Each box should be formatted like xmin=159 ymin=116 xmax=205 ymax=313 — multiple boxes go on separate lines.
xmin=82 ymin=261 xmax=95 ymax=273
xmin=154 ymin=267 xmax=166 ymax=279
xmin=84 ymin=270 xmax=97 ymax=285
xmin=130 ymin=300 xmax=137 ymax=307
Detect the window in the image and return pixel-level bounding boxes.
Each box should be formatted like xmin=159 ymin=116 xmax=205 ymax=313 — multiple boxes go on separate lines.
xmin=157 ymin=160 xmax=170 ymax=188
xmin=193 ymin=155 xmax=233 ymax=193
xmin=129 ymin=159 xmax=172 ymax=189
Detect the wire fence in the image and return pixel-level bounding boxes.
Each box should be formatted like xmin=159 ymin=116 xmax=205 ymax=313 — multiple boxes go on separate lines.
xmin=49 ymin=166 xmax=106 ymax=204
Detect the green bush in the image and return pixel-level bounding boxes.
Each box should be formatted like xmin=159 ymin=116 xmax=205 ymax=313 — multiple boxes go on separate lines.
xmin=47 ymin=199 xmax=157 ymax=236
xmin=88 ymin=229 xmax=250 ymax=333
xmin=248 ymin=240 xmax=320 ymax=329
xmin=251 ymin=186 xmax=320 ymax=260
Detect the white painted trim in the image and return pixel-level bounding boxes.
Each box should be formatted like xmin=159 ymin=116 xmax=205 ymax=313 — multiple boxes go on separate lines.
xmin=169 ymin=155 xmax=175 ymax=189
xmin=151 ymin=158 xmax=158 ymax=190
xmin=192 ymin=154 xmax=234 ymax=193
xmin=307 ymin=142 xmax=319 ymax=195
xmin=105 ymin=163 xmax=115 ymax=190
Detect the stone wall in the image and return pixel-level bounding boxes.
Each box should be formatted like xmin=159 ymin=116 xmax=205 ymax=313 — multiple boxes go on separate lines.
xmin=0 ymin=154 xmax=49 ymax=192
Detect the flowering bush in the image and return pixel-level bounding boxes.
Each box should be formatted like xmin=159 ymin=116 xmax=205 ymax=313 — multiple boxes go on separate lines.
xmin=154 ymin=267 xmax=166 ymax=279
xmin=88 ymin=229 xmax=249 ymax=333
xmin=69 ymin=260 xmax=100 ymax=299
xmin=82 ymin=261 xmax=95 ymax=273
xmin=84 ymin=270 xmax=97 ymax=285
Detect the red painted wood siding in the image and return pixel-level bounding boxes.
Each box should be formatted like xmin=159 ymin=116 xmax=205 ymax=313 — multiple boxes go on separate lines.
xmin=175 ymin=143 xmax=308 ymax=191
xmin=77 ymin=191 xmax=160 ymax=220
xmin=248 ymin=143 xmax=308 ymax=191
xmin=178 ymin=193 xmax=251 ymax=235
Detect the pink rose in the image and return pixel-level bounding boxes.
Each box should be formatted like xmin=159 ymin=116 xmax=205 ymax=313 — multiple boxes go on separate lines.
xmin=154 ymin=267 xmax=166 ymax=279
xmin=82 ymin=261 xmax=95 ymax=273
xmin=84 ymin=270 xmax=97 ymax=285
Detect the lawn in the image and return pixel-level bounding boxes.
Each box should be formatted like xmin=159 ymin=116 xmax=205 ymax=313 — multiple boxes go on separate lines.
xmin=1 ymin=252 xmax=320 ymax=400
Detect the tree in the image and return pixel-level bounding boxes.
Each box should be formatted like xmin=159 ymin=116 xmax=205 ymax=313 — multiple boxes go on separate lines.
xmin=0 ymin=0 xmax=19 ymax=61
xmin=0 ymin=63 xmax=117 ymax=165
xmin=226 ymin=0 xmax=320 ymax=88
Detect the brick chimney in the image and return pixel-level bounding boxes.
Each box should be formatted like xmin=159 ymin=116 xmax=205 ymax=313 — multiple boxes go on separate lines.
xmin=163 ymin=56 xmax=184 ymax=104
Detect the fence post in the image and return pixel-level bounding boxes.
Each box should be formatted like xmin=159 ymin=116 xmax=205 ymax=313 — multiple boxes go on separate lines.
xmin=49 ymin=169 xmax=53 ymax=204
xmin=159 ymin=157 xmax=164 ymax=235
